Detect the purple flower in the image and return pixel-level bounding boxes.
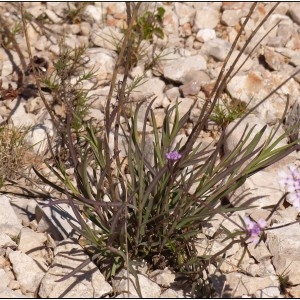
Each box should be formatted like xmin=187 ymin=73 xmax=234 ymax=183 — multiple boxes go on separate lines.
xmin=243 ymin=216 xmax=267 ymax=244
xmin=278 ymin=165 xmax=300 ymax=211
xmin=166 ymin=151 xmax=182 ymax=161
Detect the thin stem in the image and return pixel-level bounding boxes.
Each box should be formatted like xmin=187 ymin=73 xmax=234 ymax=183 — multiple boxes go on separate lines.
xmin=182 ymin=3 xmax=257 ymax=156
xmin=20 ymin=3 xmax=60 ymax=132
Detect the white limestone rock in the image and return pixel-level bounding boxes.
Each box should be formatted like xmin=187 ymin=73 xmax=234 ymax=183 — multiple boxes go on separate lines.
xmin=46 ymin=2 xmax=69 ymax=18
xmin=9 ymin=196 xmax=37 ymax=226
xmin=223 ymin=114 xmax=287 ymax=154
xmin=174 ymin=2 xmax=196 ymax=26
xmin=235 ymin=169 xmax=284 ymax=208
xmin=38 ymin=239 xmax=112 ymax=298
xmin=247 ymin=242 xmax=272 ymax=263
xmin=194 ymin=5 xmax=220 ymax=30
xmin=224 ymin=273 xmax=279 ymax=298
xmin=82 ymin=5 xmax=104 ymax=24
xmin=85 ymin=47 xmax=117 ymax=80
xmin=289 ymin=3 xmax=300 ymax=25
xmin=287 ymin=285 xmax=300 ymax=298
xmin=179 ymin=80 xmax=201 ymax=97
xmin=266 ymin=222 xmax=300 ymax=285
xmin=255 ymin=286 xmax=281 ymax=298
xmin=8 ymin=250 xmax=46 ymax=294
xmin=25 ymin=122 xmax=54 ymax=154
xmin=0 ymin=49 xmax=21 ymax=78
xmin=35 ymin=199 xmax=78 ymax=241
xmin=226 ymin=70 xmax=300 ymax=124
xmin=0 ymin=233 xmax=17 ymax=249
xmin=176 ymin=98 xmax=195 ymax=119
xmin=221 ymin=9 xmax=248 ymax=27
xmin=8 ymin=280 xmax=20 ymax=291
xmin=149 ymin=268 xmax=176 ymax=288
xmin=165 ymin=87 xmax=180 ymax=102
xmin=263 ymin=47 xmax=286 ymax=71
xmin=9 ymin=103 xmax=36 ymax=127
xmin=105 ymin=2 xmax=126 ymax=15
xmin=28 ymin=5 xmax=46 ymax=19
xmin=226 ymin=50 xmax=254 ymax=73
xmin=130 ymin=77 xmax=166 ymax=108
xmin=163 ymin=7 xmax=179 ymax=35
xmin=201 ymin=38 xmax=232 ymax=61
xmin=18 ymin=227 xmax=48 ymax=268
xmin=271 ymin=206 xmax=299 ymax=225
xmin=113 ymin=268 xmax=161 ymax=298
xmin=86 ymin=108 xmax=105 ymax=124
xmin=115 ymin=292 xmax=139 ymax=298
xmin=0 ymin=195 xmax=22 ymax=238
xmin=0 ymin=269 xmax=9 ymax=288
xmin=233 ymin=155 xmax=300 ymax=209
xmin=163 ymin=55 xmax=207 ymax=83
xmin=223 ymin=114 xmax=300 ymax=208
xmin=0 ymin=287 xmax=29 ymax=298
xmin=44 ymin=9 xmax=63 ymax=24
xmin=196 ymin=28 xmax=216 ymax=42
xmin=90 ymin=26 xmax=123 ymax=51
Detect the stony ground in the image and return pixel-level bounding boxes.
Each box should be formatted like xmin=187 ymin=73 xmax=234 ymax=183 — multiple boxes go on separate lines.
xmin=1 ymin=2 xmax=300 ymax=298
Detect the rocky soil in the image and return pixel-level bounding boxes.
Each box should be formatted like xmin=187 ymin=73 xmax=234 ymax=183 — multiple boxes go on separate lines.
xmin=1 ymin=2 xmax=300 ymax=298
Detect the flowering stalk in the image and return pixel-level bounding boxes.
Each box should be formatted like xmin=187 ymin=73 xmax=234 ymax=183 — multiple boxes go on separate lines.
xmin=243 ymin=216 xmax=267 ymax=244
xmin=278 ymin=164 xmax=300 ymax=211
xmin=166 ymin=150 xmax=182 ymax=161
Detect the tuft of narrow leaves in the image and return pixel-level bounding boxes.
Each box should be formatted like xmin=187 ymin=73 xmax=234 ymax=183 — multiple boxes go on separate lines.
xmin=20 ymin=2 xmax=300 ymax=298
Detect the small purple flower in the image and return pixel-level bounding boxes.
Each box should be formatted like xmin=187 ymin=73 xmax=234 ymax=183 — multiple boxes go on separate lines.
xmin=243 ymin=216 xmax=267 ymax=244
xmin=166 ymin=151 xmax=182 ymax=161
xmin=278 ymin=165 xmax=300 ymax=211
